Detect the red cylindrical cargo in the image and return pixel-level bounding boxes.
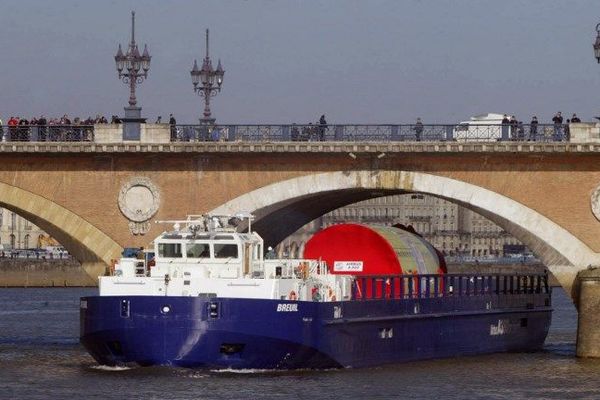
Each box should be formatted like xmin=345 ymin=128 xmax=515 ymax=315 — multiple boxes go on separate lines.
xmin=303 ymin=223 xmax=445 ymax=276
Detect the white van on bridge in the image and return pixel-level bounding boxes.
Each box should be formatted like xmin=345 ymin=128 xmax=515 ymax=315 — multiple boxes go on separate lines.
xmin=453 ymin=113 xmax=507 ymax=141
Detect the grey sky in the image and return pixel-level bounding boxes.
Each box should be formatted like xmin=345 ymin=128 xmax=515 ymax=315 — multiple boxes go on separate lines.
xmin=1 ymin=0 xmax=599 ymax=124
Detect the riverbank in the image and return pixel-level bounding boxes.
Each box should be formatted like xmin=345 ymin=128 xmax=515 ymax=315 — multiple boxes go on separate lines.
xmin=0 ymin=259 xmax=96 ymax=287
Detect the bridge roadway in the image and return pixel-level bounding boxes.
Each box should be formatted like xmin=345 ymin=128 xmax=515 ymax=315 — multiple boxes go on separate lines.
xmin=2 ymin=138 xmax=600 ymax=357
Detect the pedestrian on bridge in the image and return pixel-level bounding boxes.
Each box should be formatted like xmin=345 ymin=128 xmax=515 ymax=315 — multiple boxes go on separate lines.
xmin=552 ymin=112 xmax=563 ymax=141
xmin=413 ymin=118 xmax=424 ymax=141
xmin=318 ymin=115 xmax=327 ymax=141
xmin=169 ymin=114 xmax=177 ymax=141
xmin=501 ymin=114 xmax=510 ymax=141
xmin=7 ymin=117 xmax=18 ymax=141
xmin=509 ymin=116 xmax=518 ymax=140
xmin=38 ymin=115 xmax=47 ymax=141
xmin=529 ymin=116 xmax=538 ymax=141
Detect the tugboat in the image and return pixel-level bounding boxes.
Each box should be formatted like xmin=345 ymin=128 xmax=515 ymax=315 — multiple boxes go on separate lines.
xmin=80 ymin=214 xmax=552 ymax=369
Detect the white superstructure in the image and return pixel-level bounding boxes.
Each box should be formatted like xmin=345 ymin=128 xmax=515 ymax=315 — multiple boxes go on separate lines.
xmin=453 ymin=113 xmax=507 ymax=141
xmin=100 ymin=214 xmax=352 ymax=302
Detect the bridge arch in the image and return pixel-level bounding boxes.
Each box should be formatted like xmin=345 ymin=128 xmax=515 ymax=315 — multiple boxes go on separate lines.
xmin=212 ymin=170 xmax=600 ymax=299
xmin=0 ymin=182 xmax=123 ymax=278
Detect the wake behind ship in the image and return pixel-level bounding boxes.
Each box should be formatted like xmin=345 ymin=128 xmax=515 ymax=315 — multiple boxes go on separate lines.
xmin=80 ymin=214 xmax=552 ymax=369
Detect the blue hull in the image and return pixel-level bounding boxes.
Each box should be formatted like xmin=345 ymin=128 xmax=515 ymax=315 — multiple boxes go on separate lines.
xmin=80 ymin=293 xmax=552 ymax=369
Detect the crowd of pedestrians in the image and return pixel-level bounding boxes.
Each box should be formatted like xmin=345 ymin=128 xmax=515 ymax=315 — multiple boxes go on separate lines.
xmin=0 ymin=114 xmax=114 ymax=141
xmin=290 ymin=115 xmax=328 ymax=141
xmin=499 ymin=112 xmax=581 ymax=141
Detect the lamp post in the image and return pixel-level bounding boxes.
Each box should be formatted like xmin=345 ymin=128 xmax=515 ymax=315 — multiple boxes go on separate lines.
xmin=190 ymin=29 xmax=224 ymax=125
xmin=115 ymin=11 xmax=151 ymax=140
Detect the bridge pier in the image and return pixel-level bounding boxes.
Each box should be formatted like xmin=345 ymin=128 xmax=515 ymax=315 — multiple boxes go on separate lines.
xmin=576 ymin=268 xmax=600 ymax=358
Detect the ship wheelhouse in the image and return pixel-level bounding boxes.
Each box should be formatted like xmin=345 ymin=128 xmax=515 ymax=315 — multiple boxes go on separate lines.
xmin=99 ymin=214 xmax=351 ymax=301
xmin=152 ymin=229 xmax=262 ymax=280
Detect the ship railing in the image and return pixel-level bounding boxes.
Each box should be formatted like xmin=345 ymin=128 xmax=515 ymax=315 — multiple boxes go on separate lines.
xmin=350 ymin=273 xmax=550 ymax=301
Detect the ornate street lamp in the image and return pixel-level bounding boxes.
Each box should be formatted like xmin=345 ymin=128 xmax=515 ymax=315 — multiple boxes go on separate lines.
xmin=191 ymin=29 xmax=224 ymax=125
xmin=595 ymin=23 xmax=600 ymax=63
xmin=115 ymin=11 xmax=151 ymax=139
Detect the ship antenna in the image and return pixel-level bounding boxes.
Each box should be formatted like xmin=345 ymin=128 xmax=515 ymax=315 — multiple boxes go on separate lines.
xmin=234 ymin=211 xmax=255 ymax=233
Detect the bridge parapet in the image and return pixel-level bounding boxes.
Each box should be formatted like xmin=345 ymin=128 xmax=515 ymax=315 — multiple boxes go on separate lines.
xmin=1 ymin=122 xmax=600 ymax=146
xmin=570 ymin=123 xmax=600 ymax=143
xmin=0 ymin=140 xmax=599 ymax=153
xmin=94 ymin=123 xmax=170 ymax=143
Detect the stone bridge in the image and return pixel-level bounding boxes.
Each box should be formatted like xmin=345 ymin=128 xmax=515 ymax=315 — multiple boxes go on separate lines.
xmin=4 ymin=139 xmax=600 ymax=355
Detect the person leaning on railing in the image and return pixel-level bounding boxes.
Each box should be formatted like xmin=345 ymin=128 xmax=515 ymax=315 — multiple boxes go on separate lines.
xmin=169 ymin=114 xmax=177 ymax=141
xmin=529 ymin=116 xmax=538 ymax=141
xmin=291 ymin=124 xmax=300 ymax=141
xmin=552 ymin=112 xmax=563 ymax=141
xmin=18 ymin=117 xmax=30 ymax=141
xmin=38 ymin=116 xmax=47 ymax=141
xmin=413 ymin=118 xmax=424 ymax=141
xmin=318 ymin=115 xmax=328 ymax=141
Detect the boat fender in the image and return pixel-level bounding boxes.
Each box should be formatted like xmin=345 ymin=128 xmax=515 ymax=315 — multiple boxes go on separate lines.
xmin=289 ymin=290 xmax=298 ymax=301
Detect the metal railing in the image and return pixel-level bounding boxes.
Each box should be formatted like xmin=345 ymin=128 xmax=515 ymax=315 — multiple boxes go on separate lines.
xmin=0 ymin=123 xmax=573 ymax=143
xmin=0 ymin=125 xmax=94 ymax=142
xmin=168 ymin=123 xmax=570 ymax=143
xmin=350 ymin=273 xmax=550 ymax=301
xmin=445 ymin=255 xmax=541 ymax=264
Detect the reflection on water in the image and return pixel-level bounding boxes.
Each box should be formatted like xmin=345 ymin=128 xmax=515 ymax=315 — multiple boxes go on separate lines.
xmin=0 ymin=287 xmax=600 ymax=400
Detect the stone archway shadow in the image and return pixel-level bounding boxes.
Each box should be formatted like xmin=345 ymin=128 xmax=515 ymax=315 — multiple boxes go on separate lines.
xmin=211 ymin=170 xmax=600 ymax=301
xmin=0 ymin=182 xmax=123 ymax=279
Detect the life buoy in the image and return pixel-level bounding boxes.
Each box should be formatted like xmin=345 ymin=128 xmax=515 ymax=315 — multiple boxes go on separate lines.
xmin=289 ymin=290 xmax=298 ymax=301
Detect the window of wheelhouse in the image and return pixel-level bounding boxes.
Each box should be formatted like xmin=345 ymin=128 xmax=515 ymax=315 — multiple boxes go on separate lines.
xmin=214 ymin=243 xmax=239 ymax=259
xmin=186 ymin=243 xmax=210 ymax=258
xmin=158 ymin=243 xmax=182 ymax=258
xmin=253 ymin=243 xmax=262 ymax=260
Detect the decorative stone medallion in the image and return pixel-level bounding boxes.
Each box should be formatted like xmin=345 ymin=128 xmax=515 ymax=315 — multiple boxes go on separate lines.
xmin=118 ymin=177 xmax=160 ymax=235
xmin=592 ymin=185 xmax=600 ymax=222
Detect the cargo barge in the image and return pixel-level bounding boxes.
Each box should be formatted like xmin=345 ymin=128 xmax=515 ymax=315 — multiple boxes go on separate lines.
xmin=80 ymin=214 xmax=552 ymax=369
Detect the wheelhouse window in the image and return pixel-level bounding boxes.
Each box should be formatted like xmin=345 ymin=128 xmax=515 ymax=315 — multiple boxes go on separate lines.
xmin=158 ymin=243 xmax=182 ymax=258
xmin=186 ymin=243 xmax=210 ymax=258
xmin=213 ymin=235 xmax=234 ymax=240
xmin=214 ymin=243 xmax=238 ymax=259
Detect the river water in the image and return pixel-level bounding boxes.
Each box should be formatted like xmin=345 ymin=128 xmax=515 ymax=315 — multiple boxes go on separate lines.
xmin=0 ymin=288 xmax=599 ymax=400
